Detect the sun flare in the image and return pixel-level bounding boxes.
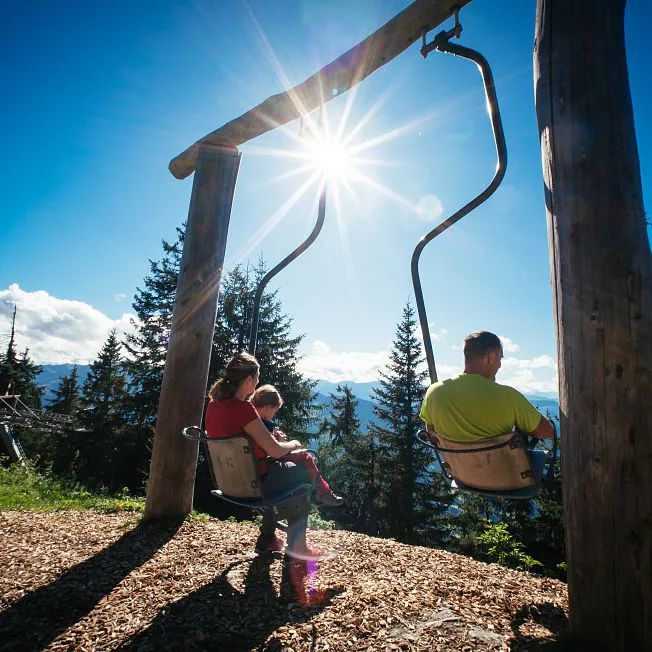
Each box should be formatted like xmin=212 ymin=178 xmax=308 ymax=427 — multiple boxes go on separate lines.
xmin=303 ymin=134 xmax=355 ymax=181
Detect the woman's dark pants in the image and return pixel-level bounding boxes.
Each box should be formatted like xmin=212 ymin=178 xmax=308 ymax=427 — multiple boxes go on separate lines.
xmin=260 ymin=459 xmax=311 ymax=550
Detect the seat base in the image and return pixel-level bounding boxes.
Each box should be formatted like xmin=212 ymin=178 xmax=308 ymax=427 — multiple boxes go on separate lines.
xmin=451 ymin=479 xmax=540 ymax=500
xmin=211 ymin=484 xmax=312 ymax=509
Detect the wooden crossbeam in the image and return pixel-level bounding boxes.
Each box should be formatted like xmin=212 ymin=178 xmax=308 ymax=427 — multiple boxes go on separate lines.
xmin=169 ymin=0 xmax=472 ymax=179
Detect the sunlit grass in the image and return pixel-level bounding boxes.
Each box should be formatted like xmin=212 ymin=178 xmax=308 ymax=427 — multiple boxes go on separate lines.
xmin=0 ymin=462 xmax=145 ymax=513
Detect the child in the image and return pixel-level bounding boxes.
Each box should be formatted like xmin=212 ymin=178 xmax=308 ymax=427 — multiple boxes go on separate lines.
xmin=252 ymin=384 xmax=343 ymax=507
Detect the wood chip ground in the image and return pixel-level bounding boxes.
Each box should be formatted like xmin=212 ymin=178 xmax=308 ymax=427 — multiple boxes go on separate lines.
xmin=0 ymin=511 xmax=568 ymax=651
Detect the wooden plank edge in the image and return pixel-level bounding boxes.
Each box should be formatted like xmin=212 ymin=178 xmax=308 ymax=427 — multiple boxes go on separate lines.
xmin=169 ymin=0 xmax=472 ymax=179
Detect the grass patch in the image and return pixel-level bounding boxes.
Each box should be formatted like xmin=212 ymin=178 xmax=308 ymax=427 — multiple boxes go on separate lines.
xmin=0 ymin=462 xmax=145 ymax=513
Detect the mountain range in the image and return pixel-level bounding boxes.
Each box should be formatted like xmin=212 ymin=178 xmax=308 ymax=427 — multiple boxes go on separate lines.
xmin=38 ymin=365 xmax=558 ymax=428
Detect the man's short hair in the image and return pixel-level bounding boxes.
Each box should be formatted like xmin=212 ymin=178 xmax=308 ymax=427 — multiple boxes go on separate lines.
xmin=251 ymin=384 xmax=283 ymax=409
xmin=463 ymin=331 xmax=502 ymax=362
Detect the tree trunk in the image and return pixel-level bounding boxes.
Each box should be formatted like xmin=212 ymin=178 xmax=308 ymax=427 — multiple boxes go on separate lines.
xmin=534 ymin=1 xmax=652 ymax=648
xmin=145 ymin=144 xmax=241 ymax=520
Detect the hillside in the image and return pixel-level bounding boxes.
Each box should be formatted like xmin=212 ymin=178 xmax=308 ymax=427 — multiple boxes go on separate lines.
xmin=0 ymin=511 xmax=568 ymax=651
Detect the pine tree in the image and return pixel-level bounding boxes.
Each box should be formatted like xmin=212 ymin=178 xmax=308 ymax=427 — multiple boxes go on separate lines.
xmin=0 ymin=307 xmax=18 ymax=395
xmin=123 ymin=228 xmax=184 ymax=426
xmin=47 ymin=365 xmax=81 ymax=415
xmin=43 ymin=365 xmax=83 ymax=477
xmin=78 ymin=330 xmax=129 ymax=489
xmin=209 ymin=259 xmax=315 ymax=439
xmin=0 ymin=311 xmax=45 ymax=463
xmin=370 ymin=302 xmax=453 ymax=545
xmin=318 ymin=384 xmax=360 ymax=446
xmin=0 ymin=309 xmax=42 ymax=407
xmin=14 ymin=349 xmax=43 ymax=409
xmin=317 ymin=385 xmax=379 ymax=533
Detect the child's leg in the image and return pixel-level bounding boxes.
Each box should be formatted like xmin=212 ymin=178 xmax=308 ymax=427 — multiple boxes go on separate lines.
xmin=287 ymin=451 xmax=333 ymax=496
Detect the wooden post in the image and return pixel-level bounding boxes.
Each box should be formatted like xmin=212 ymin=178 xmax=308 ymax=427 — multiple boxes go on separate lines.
xmin=144 ymin=144 xmax=241 ymax=520
xmin=534 ymin=1 xmax=652 ymax=648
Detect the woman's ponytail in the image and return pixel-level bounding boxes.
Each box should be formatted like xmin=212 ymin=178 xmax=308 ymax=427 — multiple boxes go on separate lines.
xmin=208 ymin=352 xmax=260 ymax=402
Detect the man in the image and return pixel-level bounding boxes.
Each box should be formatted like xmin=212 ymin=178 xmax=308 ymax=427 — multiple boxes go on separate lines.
xmin=420 ymin=331 xmax=555 ymax=443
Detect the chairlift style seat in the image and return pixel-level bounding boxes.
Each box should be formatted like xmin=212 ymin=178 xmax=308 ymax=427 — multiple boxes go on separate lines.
xmin=183 ymin=427 xmax=314 ymax=523
xmin=419 ymin=429 xmax=555 ymax=500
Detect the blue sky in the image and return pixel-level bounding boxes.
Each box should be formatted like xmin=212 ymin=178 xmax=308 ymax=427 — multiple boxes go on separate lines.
xmin=1 ymin=0 xmax=650 ymax=394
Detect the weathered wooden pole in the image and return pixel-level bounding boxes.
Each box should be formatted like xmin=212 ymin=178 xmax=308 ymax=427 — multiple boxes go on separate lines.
xmin=145 ymin=144 xmax=241 ymax=520
xmin=534 ymin=1 xmax=652 ymax=648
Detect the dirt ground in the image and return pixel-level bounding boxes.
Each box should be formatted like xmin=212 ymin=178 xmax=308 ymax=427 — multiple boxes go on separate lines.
xmin=0 ymin=511 xmax=568 ymax=651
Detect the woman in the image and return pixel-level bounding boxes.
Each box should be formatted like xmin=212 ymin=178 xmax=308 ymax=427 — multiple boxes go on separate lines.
xmin=205 ymin=351 xmax=320 ymax=559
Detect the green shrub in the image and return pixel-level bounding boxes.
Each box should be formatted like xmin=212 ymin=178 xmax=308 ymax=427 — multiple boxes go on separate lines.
xmin=477 ymin=520 xmax=543 ymax=572
xmin=308 ymin=504 xmax=335 ymax=530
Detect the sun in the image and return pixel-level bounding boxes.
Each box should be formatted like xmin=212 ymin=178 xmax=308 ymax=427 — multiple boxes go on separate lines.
xmin=302 ymin=133 xmax=355 ymax=182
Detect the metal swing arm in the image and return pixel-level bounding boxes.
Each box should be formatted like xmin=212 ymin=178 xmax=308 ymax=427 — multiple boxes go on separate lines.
xmin=248 ymin=183 xmax=327 ymax=355
xmin=411 ymin=26 xmax=507 ymax=384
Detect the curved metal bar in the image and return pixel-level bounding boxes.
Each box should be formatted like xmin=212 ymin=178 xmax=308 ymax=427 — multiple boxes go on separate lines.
xmin=411 ymin=38 xmax=507 ymax=383
xmin=248 ymin=181 xmax=328 ymax=356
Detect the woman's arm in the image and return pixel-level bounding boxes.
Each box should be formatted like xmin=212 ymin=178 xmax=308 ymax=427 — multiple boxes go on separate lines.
xmin=243 ymin=418 xmax=302 ymax=458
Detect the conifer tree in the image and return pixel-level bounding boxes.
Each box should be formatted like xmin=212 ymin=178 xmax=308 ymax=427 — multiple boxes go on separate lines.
xmin=123 ymin=228 xmax=184 ymax=426
xmin=0 ymin=309 xmax=42 ymax=407
xmin=78 ymin=330 xmax=129 ymax=489
xmin=370 ymin=302 xmax=453 ymax=545
xmin=47 ymin=365 xmax=81 ymax=415
xmin=318 ymin=385 xmax=379 ymax=533
xmin=0 ymin=307 xmax=19 ymax=395
xmin=0 ymin=311 xmax=45 ymax=463
xmin=318 ymin=384 xmax=360 ymax=446
xmin=14 ymin=349 xmax=43 ymax=409
xmin=44 ymin=365 xmax=83 ymax=478
xmin=209 ymin=259 xmax=315 ymax=439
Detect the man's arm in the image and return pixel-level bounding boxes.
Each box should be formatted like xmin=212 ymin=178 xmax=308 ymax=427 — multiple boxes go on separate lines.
xmin=530 ymin=414 xmax=555 ymax=440
xmin=424 ymin=424 xmax=439 ymax=444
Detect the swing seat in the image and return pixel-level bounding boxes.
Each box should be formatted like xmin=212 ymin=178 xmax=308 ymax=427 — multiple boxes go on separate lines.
xmin=182 ymin=427 xmax=313 ymax=520
xmin=450 ymin=478 xmax=540 ymax=500
xmin=419 ymin=429 xmax=542 ymax=499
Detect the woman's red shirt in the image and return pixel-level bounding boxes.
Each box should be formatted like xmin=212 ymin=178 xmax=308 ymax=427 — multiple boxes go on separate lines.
xmin=205 ymin=398 xmax=268 ymax=474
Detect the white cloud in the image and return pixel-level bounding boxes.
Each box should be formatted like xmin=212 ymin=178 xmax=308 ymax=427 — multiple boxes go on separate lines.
xmin=502 ymin=354 xmax=556 ymax=370
xmin=435 ymin=363 xmax=463 ymax=379
xmin=0 ymin=284 xmax=138 ymax=365
xmin=428 ymin=354 xmax=557 ymax=395
xmin=298 ymin=340 xmax=389 ymax=383
xmin=499 ymin=355 xmax=558 ymax=394
xmin=114 ymin=292 xmax=127 ymax=302
xmin=498 ymin=335 xmax=519 ymax=353
xmin=414 ymin=322 xmax=448 ymax=344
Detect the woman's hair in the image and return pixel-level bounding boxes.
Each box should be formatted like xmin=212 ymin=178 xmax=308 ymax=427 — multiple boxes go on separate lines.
xmin=251 ymin=384 xmax=283 ymax=409
xmin=208 ymin=352 xmax=260 ymax=401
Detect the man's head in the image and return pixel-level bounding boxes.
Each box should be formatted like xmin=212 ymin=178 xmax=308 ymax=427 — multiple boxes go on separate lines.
xmin=463 ymin=331 xmax=503 ymax=379
xmin=251 ymin=384 xmax=283 ymax=420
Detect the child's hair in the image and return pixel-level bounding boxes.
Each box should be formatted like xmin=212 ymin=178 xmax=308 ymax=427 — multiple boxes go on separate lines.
xmin=209 ymin=352 xmax=260 ymax=401
xmin=251 ymin=384 xmax=283 ymax=409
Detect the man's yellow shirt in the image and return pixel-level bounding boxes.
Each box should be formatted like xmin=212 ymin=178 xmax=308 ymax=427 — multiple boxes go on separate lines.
xmin=419 ymin=373 xmax=543 ymax=442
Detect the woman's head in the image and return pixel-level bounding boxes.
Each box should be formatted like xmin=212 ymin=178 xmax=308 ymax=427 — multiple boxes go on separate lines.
xmin=209 ymin=352 xmax=260 ymax=401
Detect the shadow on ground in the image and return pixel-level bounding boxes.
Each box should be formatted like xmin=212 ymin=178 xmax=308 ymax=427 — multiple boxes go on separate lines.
xmin=0 ymin=519 xmax=181 ymax=652
xmin=120 ymin=554 xmax=342 ymax=651
xmin=510 ymin=602 xmax=570 ymax=651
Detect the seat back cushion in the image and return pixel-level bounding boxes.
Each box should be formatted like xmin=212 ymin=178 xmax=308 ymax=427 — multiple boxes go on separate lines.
xmin=436 ymin=432 xmax=537 ymax=491
xmin=206 ymin=436 xmax=262 ymax=498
